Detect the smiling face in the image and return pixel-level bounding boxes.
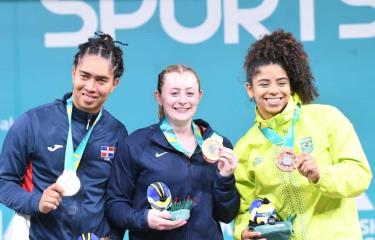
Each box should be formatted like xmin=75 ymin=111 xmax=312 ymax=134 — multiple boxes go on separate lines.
xmin=72 ymin=54 xmax=118 ymax=113
xmin=246 ymin=64 xmax=291 ymax=119
xmin=155 ymin=71 xmax=202 ymax=126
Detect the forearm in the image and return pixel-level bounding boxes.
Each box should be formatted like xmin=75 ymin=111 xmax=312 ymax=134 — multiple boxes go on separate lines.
xmin=213 ymin=172 xmax=240 ymax=223
xmin=0 ymin=179 xmax=41 ymax=215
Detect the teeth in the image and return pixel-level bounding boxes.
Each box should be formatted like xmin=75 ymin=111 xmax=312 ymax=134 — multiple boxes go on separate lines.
xmin=266 ymin=98 xmax=281 ymax=102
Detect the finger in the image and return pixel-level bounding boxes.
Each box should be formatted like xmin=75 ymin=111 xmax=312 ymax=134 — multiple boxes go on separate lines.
xmin=44 ymin=196 xmax=61 ymax=208
xmin=42 ymin=201 xmax=58 ymax=211
xmin=49 ymin=183 xmax=64 ymax=195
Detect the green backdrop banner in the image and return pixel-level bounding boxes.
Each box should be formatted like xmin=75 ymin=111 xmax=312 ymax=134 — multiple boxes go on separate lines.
xmin=0 ymin=1 xmax=374 ymax=239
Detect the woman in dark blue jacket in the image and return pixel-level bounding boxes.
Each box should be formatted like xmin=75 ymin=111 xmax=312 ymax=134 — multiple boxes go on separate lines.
xmin=106 ymin=64 xmax=240 ymax=239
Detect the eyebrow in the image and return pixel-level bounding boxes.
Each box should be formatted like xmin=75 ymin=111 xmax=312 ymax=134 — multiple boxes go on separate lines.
xmin=79 ymin=70 xmax=110 ymax=80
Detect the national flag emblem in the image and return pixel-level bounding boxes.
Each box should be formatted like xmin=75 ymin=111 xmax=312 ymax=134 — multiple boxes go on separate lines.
xmin=100 ymin=146 xmax=115 ymax=160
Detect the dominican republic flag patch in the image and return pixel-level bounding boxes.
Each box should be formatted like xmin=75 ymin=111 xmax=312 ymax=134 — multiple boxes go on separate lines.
xmin=101 ymin=146 xmax=115 ymax=160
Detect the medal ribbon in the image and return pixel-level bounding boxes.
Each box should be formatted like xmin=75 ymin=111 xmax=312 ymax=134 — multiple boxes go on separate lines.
xmin=160 ymin=117 xmax=203 ymax=156
xmin=259 ymin=105 xmax=301 ymax=148
xmin=64 ymin=98 xmax=102 ymax=171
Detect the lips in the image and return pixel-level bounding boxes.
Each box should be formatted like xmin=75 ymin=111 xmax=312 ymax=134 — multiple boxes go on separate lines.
xmin=264 ymin=97 xmax=284 ymax=107
xmin=82 ymin=93 xmax=97 ymax=104
xmin=174 ymin=107 xmax=190 ymax=113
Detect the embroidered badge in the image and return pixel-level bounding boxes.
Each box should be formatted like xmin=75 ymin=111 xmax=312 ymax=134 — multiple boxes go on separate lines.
xmin=100 ymin=146 xmax=115 ymax=160
xmin=253 ymin=157 xmax=263 ymax=167
xmin=299 ymin=137 xmax=313 ymax=153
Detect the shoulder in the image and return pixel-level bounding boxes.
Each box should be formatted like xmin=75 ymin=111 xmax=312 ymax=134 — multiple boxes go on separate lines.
xmin=234 ymin=124 xmax=259 ymax=149
xmin=194 ymin=118 xmax=233 ymax=148
xmin=301 ymin=104 xmax=348 ymax=122
xmin=101 ymin=109 xmax=128 ymax=135
xmin=126 ymin=123 xmax=160 ymax=145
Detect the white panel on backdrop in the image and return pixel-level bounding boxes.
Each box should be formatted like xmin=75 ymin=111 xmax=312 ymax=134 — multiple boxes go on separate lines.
xmin=160 ymin=0 xmax=221 ymax=44
xmin=100 ymin=0 xmax=157 ymax=38
xmin=299 ymin=0 xmax=315 ymax=41
xmin=42 ymin=0 xmax=98 ymax=47
xmin=339 ymin=0 xmax=375 ymax=39
xmin=357 ymin=193 xmax=374 ymax=211
xmin=0 ymin=117 xmax=13 ymax=132
xmin=223 ymin=0 xmax=278 ymax=43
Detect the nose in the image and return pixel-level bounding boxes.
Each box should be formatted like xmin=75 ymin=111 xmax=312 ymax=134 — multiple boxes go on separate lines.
xmin=268 ymin=82 xmax=279 ymax=95
xmin=84 ymin=78 xmax=96 ymax=92
xmin=178 ymin=93 xmax=188 ymax=105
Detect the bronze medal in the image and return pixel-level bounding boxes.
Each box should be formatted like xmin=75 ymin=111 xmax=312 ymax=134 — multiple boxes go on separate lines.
xmin=276 ymin=150 xmax=296 ymax=172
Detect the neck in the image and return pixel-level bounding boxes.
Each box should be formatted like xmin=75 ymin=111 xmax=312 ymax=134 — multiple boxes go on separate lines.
xmin=169 ymin=119 xmax=193 ymax=136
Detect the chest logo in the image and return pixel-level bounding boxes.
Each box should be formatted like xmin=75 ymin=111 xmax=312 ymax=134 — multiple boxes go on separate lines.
xmin=299 ymin=137 xmax=313 ymax=153
xmin=47 ymin=144 xmax=63 ymax=152
xmin=101 ymin=146 xmax=115 ymax=160
xmin=253 ymin=156 xmax=263 ymax=167
xmin=155 ymin=152 xmax=168 ymax=158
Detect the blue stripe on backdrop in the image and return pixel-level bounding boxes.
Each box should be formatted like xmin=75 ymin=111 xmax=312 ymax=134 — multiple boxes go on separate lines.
xmin=0 ymin=1 xmax=374 ymax=239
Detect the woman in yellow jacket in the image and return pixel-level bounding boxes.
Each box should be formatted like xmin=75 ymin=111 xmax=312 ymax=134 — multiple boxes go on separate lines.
xmin=234 ymin=29 xmax=372 ymax=240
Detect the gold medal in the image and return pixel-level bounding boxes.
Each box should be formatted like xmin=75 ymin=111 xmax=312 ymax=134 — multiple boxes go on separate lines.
xmin=276 ymin=149 xmax=296 ymax=172
xmin=56 ymin=170 xmax=81 ymax=196
xmin=202 ymin=136 xmax=222 ymax=163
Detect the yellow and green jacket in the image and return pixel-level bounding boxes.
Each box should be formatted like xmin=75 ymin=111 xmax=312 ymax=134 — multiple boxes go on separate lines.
xmin=234 ymin=96 xmax=372 ymax=240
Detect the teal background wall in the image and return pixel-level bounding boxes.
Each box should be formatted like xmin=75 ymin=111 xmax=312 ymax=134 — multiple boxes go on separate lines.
xmin=0 ymin=0 xmax=374 ymax=239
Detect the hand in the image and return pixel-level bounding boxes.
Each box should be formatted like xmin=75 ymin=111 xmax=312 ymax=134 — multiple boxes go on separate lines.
xmin=217 ymin=146 xmax=238 ymax=177
xmin=147 ymin=209 xmax=186 ymax=231
xmin=39 ymin=183 xmax=64 ymax=214
xmin=294 ymin=153 xmax=320 ymax=183
xmin=241 ymin=227 xmax=266 ymax=240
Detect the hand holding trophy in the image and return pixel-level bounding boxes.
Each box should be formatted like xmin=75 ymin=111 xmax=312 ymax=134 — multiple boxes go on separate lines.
xmin=247 ymin=198 xmax=294 ymax=240
xmin=147 ymin=181 xmax=193 ymax=231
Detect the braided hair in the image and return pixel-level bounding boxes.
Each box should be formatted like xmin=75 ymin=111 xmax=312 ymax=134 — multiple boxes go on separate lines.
xmin=73 ymin=32 xmax=126 ymax=79
xmin=244 ymin=29 xmax=319 ymax=104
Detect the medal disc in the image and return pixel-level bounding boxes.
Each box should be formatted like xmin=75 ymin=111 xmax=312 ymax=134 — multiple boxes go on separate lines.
xmin=56 ymin=170 xmax=81 ymax=196
xmin=276 ymin=150 xmax=296 ymax=172
xmin=202 ymin=137 xmax=222 ymax=163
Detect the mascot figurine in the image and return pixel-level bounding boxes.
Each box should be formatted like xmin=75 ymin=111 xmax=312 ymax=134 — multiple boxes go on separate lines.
xmin=249 ymin=198 xmax=294 ymax=240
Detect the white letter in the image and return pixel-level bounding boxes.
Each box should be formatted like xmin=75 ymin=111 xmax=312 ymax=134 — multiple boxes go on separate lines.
xmin=339 ymin=0 xmax=375 ymax=39
xmin=224 ymin=0 xmax=278 ymax=43
xmin=356 ymin=193 xmax=374 ymax=211
xmin=42 ymin=0 xmax=97 ymax=48
xmin=160 ymin=0 xmax=221 ymax=44
xmin=100 ymin=0 xmax=157 ymax=38
xmin=300 ymin=0 xmax=315 ymax=41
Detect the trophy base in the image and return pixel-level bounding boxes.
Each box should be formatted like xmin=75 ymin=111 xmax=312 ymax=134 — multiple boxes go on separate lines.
xmin=170 ymin=209 xmax=190 ymax=221
xmin=251 ymin=221 xmax=293 ymax=240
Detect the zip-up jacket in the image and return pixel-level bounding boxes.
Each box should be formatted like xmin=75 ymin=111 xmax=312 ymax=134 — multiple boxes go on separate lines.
xmin=106 ymin=119 xmax=240 ymax=240
xmin=0 ymin=93 xmax=128 ymax=239
xmin=234 ymin=96 xmax=372 ymax=240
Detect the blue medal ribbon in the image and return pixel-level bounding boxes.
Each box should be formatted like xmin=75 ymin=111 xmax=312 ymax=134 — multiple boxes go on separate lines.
xmin=160 ymin=117 xmax=203 ymax=157
xmin=64 ymin=98 xmax=102 ymax=171
xmin=259 ymin=105 xmax=301 ymax=149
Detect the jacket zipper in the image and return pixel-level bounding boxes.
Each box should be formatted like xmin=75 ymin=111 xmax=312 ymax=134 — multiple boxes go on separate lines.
xmin=186 ymin=154 xmax=192 ymax=240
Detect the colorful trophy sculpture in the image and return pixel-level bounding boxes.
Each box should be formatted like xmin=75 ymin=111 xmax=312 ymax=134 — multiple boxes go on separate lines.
xmin=147 ymin=182 xmax=192 ymax=221
xmin=249 ymin=198 xmax=294 ymax=240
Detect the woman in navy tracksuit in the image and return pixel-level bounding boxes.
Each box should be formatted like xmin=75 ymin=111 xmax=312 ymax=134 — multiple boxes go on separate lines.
xmin=106 ymin=64 xmax=240 ymax=239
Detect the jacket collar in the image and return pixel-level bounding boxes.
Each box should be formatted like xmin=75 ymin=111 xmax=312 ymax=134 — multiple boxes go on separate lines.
xmin=255 ymin=94 xmax=301 ymax=130
xmin=149 ymin=119 xmax=213 ymax=150
xmin=60 ymin=92 xmax=100 ymax=126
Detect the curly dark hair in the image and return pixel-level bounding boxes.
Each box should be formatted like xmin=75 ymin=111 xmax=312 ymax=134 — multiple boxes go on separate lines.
xmin=73 ymin=32 xmax=126 ymax=79
xmin=244 ymin=29 xmax=318 ymax=104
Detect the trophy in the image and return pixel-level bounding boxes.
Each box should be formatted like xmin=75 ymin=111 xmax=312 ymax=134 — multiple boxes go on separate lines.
xmin=248 ymin=198 xmax=294 ymax=240
xmin=147 ymin=182 xmax=192 ymax=221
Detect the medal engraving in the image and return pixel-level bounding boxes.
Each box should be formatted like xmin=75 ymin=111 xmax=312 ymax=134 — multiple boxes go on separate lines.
xmin=202 ymin=137 xmax=222 ymax=163
xmin=276 ymin=150 xmax=296 ymax=172
xmin=56 ymin=170 xmax=81 ymax=196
